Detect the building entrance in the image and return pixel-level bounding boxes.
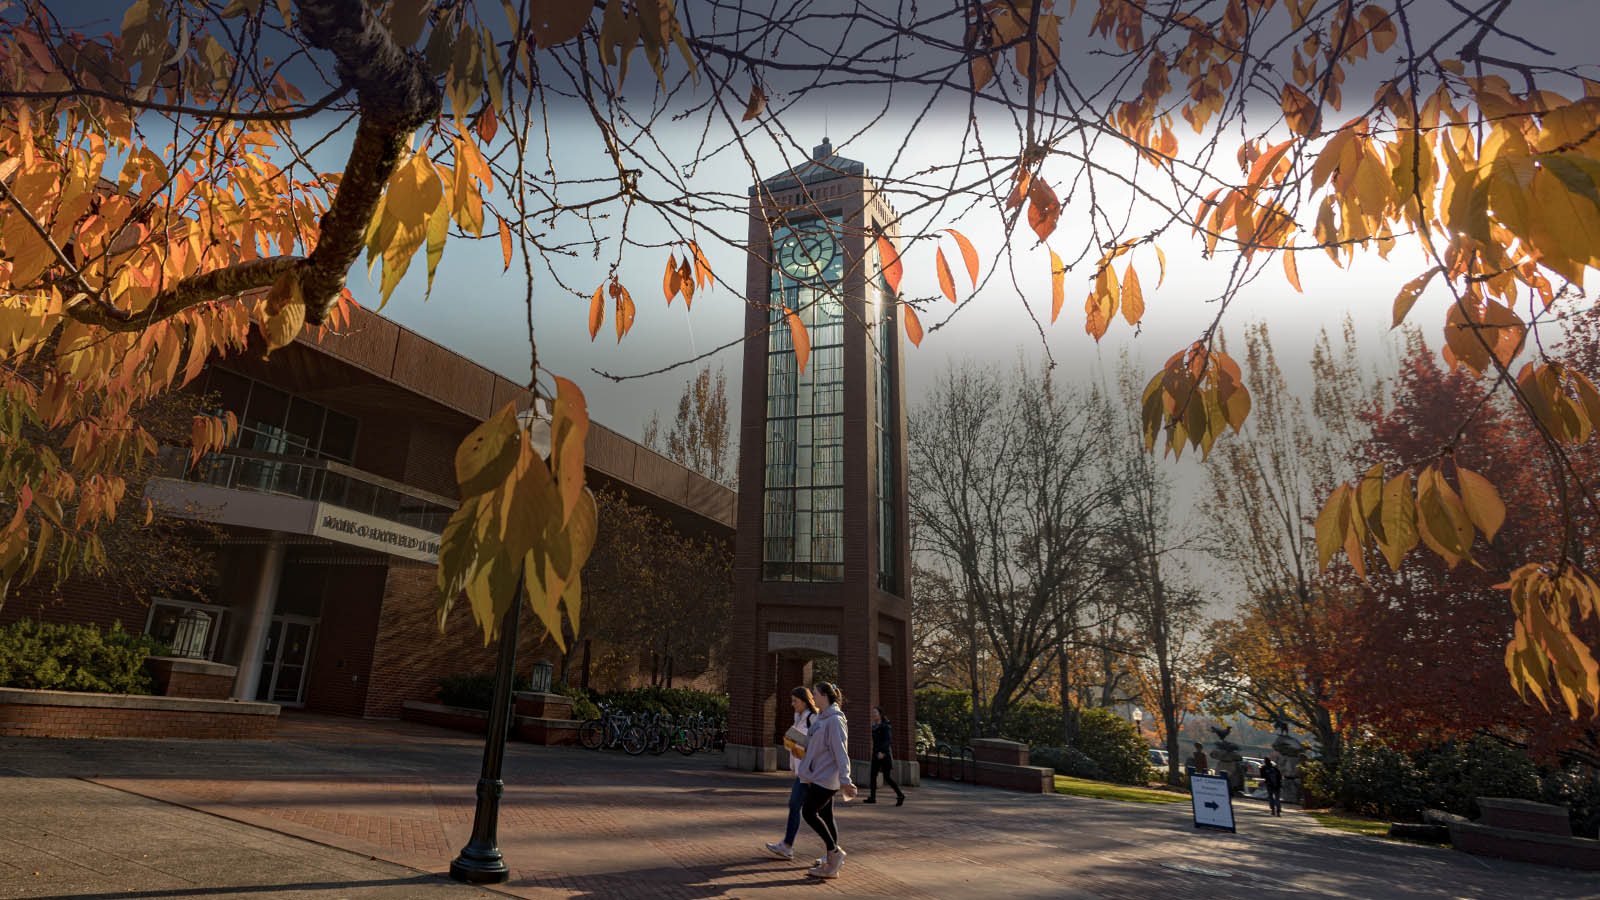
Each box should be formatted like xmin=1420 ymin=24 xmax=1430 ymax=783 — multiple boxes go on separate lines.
xmin=255 ymin=615 xmax=317 ymax=705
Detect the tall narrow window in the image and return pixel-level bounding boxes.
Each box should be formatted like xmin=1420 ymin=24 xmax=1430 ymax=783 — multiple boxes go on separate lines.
xmin=871 ymin=238 xmax=898 ymax=593
xmin=763 ymin=219 xmax=846 ymax=582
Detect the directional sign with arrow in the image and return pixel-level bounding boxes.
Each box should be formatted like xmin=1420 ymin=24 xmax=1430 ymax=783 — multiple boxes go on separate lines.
xmin=1189 ymin=772 xmax=1236 ymax=833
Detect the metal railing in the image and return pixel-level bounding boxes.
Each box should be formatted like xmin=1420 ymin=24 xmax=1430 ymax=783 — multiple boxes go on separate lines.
xmin=159 ymin=446 xmax=456 ymax=533
xmin=918 ymin=741 xmax=977 ymax=783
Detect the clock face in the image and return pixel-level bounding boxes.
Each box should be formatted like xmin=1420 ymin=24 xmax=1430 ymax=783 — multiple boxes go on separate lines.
xmin=777 ymin=228 xmax=838 ymax=279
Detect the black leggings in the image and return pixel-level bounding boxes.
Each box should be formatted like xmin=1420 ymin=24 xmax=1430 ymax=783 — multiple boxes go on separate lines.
xmin=801 ymin=783 xmax=839 ymax=851
xmin=870 ymin=756 xmax=902 ymax=799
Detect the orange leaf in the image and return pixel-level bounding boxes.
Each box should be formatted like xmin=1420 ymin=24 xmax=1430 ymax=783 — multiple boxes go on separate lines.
xmin=1122 ymin=263 xmax=1144 ymax=325
xmin=588 ymin=285 xmax=603 ymax=340
xmin=742 ymin=82 xmax=767 ymax=121
xmin=1027 ymin=177 xmax=1062 ymax=242
xmin=1006 ymin=169 xmax=1031 ymax=211
xmin=1049 ymin=249 xmax=1065 ymax=323
xmin=1281 ymin=84 xmax=1319 ymax=136
xmin=679 ymin=258 xmax=695 ymax=308
xmin=663 ymin=254 xmax=681 ymax=305
xmin=785 ymin=306 xmax=810 ymax=373
xmin=691 ymin=240 xmax=714 ymax=289
xmin=935 ymin=247 xmax=957 ymax=304
xmin=878 ymin=236 xmax=903 ymax=294
xmin=945 ymin=228 xmax=980 ymax=288
xmin=497 ymin=215 xmax=514 ymax=271
xmin=904 ymin=303 xmax=924 ymax=346
xmin=1283 ymin=248 xmax=1303 ymax=292
xmin=611 ymin=280 xmax=635 ymax=343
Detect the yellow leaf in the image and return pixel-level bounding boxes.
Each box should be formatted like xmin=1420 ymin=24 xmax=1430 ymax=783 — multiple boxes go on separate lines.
xmin=662 ymin=253 xmax=681 ymax=305
xmin=1049 ymin=249 xmax=1065 ymax=323
xmin=551 ymin=375 xmax=590 ymax=525
xmin=497 ymin=214 xmax=514 ymax=271
xmin=1379 ymin=471 xmax=1418 ymax=570
xmin=261 ymin=271 xmax=305 ymax=352
xmin=1121 ymin=263 xmax=1144 ymax=325
xmin=1456 ymin=466 xmax=1506 ymax=543
xmin=456 ymin=402 xmax=522 ymax=497
xmin=588 ymin=285 xmax=604 ymax=340
xmin=1315 ymin=483 xmax=1351 ymax=571
xmin=1392 ymin=265 xmax=1442 ymax=328
xmin=1283 ymin=249 xmax=1302 ymax=293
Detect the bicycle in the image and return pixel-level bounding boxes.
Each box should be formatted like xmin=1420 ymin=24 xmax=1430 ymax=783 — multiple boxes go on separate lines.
xmin=580 ymin=705 xmax=634 ymax=751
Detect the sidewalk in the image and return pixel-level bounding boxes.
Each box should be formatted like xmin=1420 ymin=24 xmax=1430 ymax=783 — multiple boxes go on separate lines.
xmin=3 ymin=712 xmax=1597 ymax=899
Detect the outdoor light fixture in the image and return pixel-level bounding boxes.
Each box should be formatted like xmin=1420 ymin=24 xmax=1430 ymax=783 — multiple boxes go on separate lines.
xmin=451 ymin=398 xmax=550 ymax=884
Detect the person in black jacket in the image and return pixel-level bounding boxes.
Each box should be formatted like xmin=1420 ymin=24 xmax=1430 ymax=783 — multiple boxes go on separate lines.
xmin=864 ymin=706 xmax=905 ymax=806
xmin=1261 ymin=757 xmax=1284 ymax=817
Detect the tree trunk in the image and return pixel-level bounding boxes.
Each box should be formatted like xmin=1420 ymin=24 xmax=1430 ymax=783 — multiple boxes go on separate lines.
xmin=1058 ymin=645 xmax=1079 ymax=745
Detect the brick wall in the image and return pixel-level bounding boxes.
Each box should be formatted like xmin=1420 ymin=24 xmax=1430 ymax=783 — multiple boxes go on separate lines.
xmin=0 ymin=703 xmax=277 ymax=739
xmin=403 ymin=420 xmax=464 ymax=500
xmin=363 ymin=563 xmax=558 ymax=719
xmin=0 ymin=576 xmax=151 ymax=633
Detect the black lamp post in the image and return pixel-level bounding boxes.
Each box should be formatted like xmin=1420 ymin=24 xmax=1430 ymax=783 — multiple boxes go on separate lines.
xmin=448 ymin=584 xmax=522 ymax=884
xmin=449 ymin=406 xmax=550 ymax=885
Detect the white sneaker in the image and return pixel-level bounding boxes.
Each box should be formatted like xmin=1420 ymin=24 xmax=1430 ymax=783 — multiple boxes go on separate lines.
xmin=808 ymin=848 xmax=844 ymax=879
xmin=764 ymin=841 xmax=793 ymax=860
xmin=812 ymin=846 xmax=845 ymax=867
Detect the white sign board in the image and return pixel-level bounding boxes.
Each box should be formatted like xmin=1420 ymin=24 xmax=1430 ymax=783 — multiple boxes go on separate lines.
xmin=311 ymin=503 xmax=441 ymax=563
xmin=768 ymin=632 xmax=839 ymax=656
xmin=1189 ymin=772 xmax=1236 ymax=833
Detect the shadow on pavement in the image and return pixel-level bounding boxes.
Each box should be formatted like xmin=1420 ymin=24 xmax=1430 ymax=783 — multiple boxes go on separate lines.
xmin=43 ymin=875 xmax=465 ymax=899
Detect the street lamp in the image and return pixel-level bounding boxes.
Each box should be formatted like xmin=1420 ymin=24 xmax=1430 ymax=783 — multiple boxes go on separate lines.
xmin=448 ymin=401 xmax=551 ymax=885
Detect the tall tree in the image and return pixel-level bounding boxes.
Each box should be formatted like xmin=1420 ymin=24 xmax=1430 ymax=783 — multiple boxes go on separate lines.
xmin=910 ymin=361 xmax=1120 ymax=735
xmin=1107 ymin=355 xmax=1206 ymax=784
xmin=0 ymin=2 xmax=1598 ymax=711
xmin=1199 ymin=322 xmax=1376 ymax=770
xmin=643 ymin=364 xmax=732 ymax=487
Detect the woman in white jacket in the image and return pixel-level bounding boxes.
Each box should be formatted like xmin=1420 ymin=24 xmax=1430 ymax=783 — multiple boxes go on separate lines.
xmin=763 ymin=687 xmax=819 ymax=860
xmin=795 ymin=681 xmax=855 ymax=879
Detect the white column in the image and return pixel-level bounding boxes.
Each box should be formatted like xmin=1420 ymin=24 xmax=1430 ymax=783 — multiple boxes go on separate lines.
xmin=232 ymin=537 xmax=285 ymax=700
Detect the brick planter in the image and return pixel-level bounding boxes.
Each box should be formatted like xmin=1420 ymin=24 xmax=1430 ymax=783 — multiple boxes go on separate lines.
xmin=400 ymin=700 xmax=490 ymax=733
xmin=145 ymin=657 xmax=238 ymax=700
xmin=0 ymin=687 xmax=279 ymax=739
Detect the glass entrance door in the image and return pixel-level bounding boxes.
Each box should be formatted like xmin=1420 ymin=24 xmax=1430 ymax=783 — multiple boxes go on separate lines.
xmin=255 ymin=616 xmax=317 ymax=705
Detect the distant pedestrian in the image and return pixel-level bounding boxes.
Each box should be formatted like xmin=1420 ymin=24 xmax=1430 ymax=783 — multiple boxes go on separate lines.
xmin=764 ymin=687 xmax=819 ymax=861
xmin=1261 ymin=757 xmax=1283 ymax=817
xmin=1187 ymin=742 xmax=1208 ymax=775
xmin=864 ymin=706 xmax=904 ymax=806
xmin=795 ymin=681 xmax=855 ymax=879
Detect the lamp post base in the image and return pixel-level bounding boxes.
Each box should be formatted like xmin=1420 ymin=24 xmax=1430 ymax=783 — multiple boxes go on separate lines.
xmin=448 ymin=844 xmax=510 ymax=884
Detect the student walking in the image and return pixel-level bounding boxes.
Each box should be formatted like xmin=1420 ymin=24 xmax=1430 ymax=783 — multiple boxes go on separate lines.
xmin=864 ymin=706 xmax=904 ymax=806
xmin=763 ymin=688 xmax=819 ymax=860
xmin=1261 ymin=757 xmax=1284 ymax=817
xmin=794 ymin=681 xmax=855 ymax=879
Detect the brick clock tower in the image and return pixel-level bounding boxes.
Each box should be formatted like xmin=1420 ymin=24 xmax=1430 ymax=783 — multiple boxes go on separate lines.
xmin=725 ymin=139 xmax=916 ymax=787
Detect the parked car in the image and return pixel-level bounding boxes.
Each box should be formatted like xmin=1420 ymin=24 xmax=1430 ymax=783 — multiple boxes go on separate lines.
xmin=1241 ymin=757 xmax=1264 ymax=778
xmin=1148 ymin=748 xmax=1169 ymax=769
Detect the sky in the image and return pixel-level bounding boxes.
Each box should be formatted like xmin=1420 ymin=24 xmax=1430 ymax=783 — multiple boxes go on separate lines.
xmin=43 ymin=0 xmax=1600 ymax=599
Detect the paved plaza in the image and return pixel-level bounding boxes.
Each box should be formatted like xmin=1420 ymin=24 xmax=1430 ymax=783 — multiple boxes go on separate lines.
xmin=1 ymin=714 xmax=1596 ymax=900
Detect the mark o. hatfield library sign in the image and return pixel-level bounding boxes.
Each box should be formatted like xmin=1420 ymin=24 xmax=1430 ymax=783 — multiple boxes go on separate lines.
xmin=311 ymin=505 xmax=441 ymax=563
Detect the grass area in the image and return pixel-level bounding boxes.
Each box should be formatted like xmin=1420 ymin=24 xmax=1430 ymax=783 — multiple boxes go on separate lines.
xmin=1053 ymin=775 xmax=1188 ymax=804
xmin=1309 ymin=812 xmax=1390 ymax=836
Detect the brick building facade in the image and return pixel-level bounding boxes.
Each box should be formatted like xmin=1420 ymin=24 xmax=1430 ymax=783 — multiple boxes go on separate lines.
xmin=1 ymin=304 xmax=734 ymax=716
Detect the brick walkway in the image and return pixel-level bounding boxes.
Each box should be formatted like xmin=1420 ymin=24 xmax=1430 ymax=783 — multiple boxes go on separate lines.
xmin=2 ymin=712 xmax=1597 ymax=899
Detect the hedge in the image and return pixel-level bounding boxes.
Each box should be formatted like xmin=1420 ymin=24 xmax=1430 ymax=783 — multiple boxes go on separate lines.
xmin=1304 ymin=735 xmax=1600 ymax=837
xmin=913 ymin=688 xmax=1150 ymax=784
xmin=0 ymin=620 xmax=169 ymax=695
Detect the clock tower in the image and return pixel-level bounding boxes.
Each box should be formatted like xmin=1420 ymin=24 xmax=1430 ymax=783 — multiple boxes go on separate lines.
xmin=724 ymin=139 xmax=916 ymax=786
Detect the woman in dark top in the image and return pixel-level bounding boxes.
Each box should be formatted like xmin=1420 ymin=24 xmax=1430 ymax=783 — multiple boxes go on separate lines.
xmin=865 ymin=706 xmax=905 ymax=806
